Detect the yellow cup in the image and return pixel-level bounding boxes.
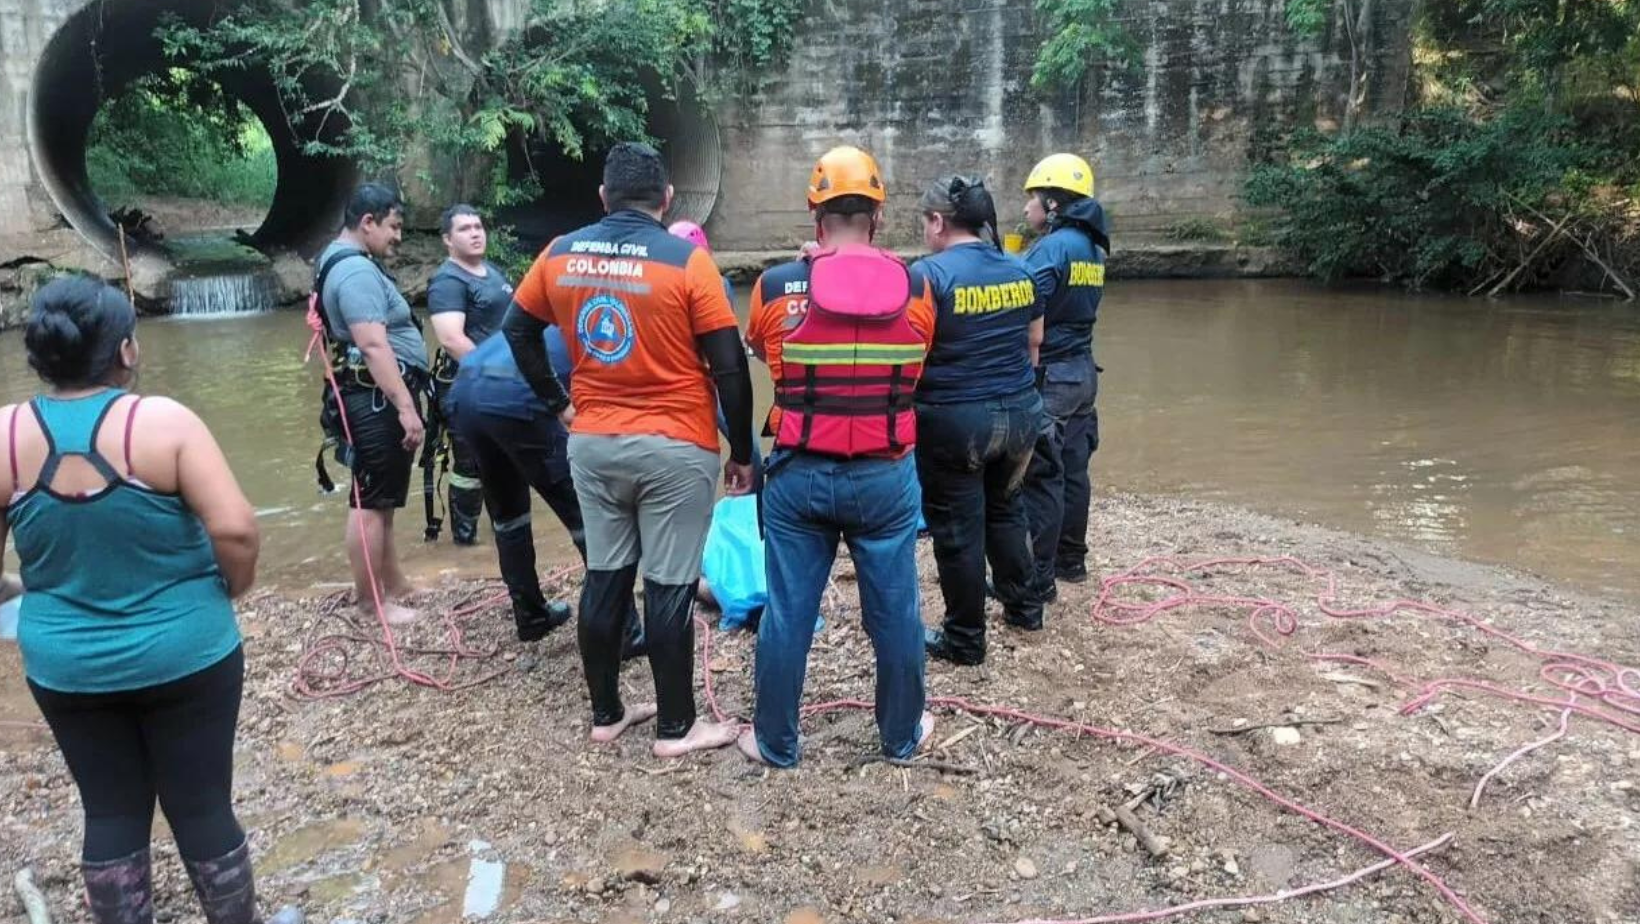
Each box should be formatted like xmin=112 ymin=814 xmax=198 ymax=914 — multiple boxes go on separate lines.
xmin=1003 ymin=233 xmax=1024 ymax=254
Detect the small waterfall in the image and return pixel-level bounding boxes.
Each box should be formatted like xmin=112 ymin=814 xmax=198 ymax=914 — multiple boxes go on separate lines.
xmin=168 ymin=272 xmax=274 ymax=317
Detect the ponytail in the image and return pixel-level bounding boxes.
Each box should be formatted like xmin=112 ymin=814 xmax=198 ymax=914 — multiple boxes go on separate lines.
xmin=919 ymin=175 xmax=1003 ymax=249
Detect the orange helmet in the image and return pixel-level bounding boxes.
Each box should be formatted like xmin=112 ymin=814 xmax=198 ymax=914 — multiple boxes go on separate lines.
xmin=807 ymin=146 xmax=886 ymax=208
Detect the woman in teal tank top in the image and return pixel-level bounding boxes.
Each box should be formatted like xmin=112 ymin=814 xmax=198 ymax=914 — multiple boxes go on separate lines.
xmin=1 ymin=276 xmax=299 ymax=924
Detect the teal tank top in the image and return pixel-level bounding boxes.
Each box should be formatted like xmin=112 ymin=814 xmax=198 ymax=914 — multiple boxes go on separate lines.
xmin=8 ymin=390 xmax=240 ymax=693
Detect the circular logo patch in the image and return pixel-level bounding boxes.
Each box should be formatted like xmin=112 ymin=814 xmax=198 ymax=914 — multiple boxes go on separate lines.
xmin=576 ymin=294 xmax=636 ymax=364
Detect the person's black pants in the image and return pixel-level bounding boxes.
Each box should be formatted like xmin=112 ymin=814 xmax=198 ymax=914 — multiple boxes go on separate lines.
xmin=916 ymin=389 xmax=1045 ymax=658
xmin=1023 ymin=354 xmax=1100 ymax=593
xmin=28 ymin=648 xmax=246 ymax=863
xmin=437 ymin=384 xmax=486 ymax=545
xmin=452 ymin=408 xmax=587 ymax=613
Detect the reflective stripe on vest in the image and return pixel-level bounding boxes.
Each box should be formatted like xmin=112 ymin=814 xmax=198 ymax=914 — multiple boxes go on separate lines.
xmin=782 ymin=342 xmax=930 ymax=365
xmin=773 ymin=324 xmax=924 ymax=459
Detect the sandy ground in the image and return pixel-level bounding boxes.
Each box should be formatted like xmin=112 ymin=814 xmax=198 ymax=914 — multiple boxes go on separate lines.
xmin=3 ymin=490 xmax=1638 ymax=924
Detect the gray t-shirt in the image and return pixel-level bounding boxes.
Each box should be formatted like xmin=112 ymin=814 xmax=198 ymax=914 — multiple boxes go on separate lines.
xmin=427 ymin=259 xmax=513 ymax=347
xmin=318 ymin=241 xmax=429 ymax=372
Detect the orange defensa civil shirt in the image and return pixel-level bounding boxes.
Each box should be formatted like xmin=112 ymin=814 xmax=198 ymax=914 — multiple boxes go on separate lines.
xmin=513 ymin=210 xmax=739 ymax=451
xmin=746 ymin=255 xmax=937 ymax=433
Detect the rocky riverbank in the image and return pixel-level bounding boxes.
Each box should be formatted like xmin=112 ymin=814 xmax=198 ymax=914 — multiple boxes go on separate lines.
xmin=3 ymin=490 xmax=1636 ymax=923
xmin=0 ymin=227 xmax=1301 ymax=330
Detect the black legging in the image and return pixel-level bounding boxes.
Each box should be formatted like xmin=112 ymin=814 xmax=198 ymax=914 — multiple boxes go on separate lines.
xmin=28 ymin=647 xmax=246 ymax=863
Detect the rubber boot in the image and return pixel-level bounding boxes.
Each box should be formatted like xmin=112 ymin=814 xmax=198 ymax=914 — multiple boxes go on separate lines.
xmin=448 ymin=479 xmax=484 ymax=546
xmin=579 ymin=564 xmax=640 ymax=728
xmin=924 ymin=627 xmax=985 ymax=666
xmin=492 ymin=513 xmax=564 ymax=641
xmin=644 ymin=578 xmax=701 ymax=741
xmin=515 ymin=599 xmax=573 ymax=642
xmin=81 ymin=847 xmax=154 ymax=924
xmin=182 ymin=839 xmax=304 ymax=924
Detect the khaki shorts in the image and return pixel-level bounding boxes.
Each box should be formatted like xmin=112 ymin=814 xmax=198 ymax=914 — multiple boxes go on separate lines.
xmin=567 ymin=434 xmax=720 ymax=585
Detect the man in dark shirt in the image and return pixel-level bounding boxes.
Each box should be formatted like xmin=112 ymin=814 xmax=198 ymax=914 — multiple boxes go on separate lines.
xmin=427 ymin=205 xmax=514 ymax=545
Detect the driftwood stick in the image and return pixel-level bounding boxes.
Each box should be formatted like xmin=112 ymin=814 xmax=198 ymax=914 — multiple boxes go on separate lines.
xmin=1506 ymin=192 xmax=1636 ymax=301
xmin=116 ymin=226 xmax=135 ymax=306
xmin=14 ymin=867 xmax=52 ymax=924
xmin=850 ymin=755 xmax=978 ymax=776
xmin=1570 ymin=231 xmax=1636 ymax=301
xmin=1487 ymin=214 xmax=1572 ymax=297
xmin=1114 ymin=803 xmax=1171 ymax=858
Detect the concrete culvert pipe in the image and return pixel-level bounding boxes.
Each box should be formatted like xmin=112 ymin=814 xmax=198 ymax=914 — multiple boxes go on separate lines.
xmin=26 ymin=0 xmax=358 ymax=275
xmin=496 ymin=87 xmax=722 ymax=253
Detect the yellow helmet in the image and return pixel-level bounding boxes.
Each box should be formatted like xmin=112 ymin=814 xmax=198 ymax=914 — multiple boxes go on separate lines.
xmin=1024 ymin=153 xmax=1095 ymax=198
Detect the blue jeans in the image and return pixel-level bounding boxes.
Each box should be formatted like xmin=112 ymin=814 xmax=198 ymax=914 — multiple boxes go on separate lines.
xmin=916 ymin=388 xmax=1045 ymax=657
xmin=1023 ymin=354 xmax=1100 ymax=592
xmin=753 ymin=452 xmax=925 ymax=767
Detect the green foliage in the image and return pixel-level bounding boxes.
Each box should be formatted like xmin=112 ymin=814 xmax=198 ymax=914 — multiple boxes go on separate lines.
xmin=710 ymin=0 xmax=805 ymax=73
xmin=1423 ymin=0 xmax=1640 ymax=97
xmin=85 ymin=71 xmax=276 ymax=208
xmin=157 ymin=0 xmax=418 ymax=171
xmin=1243 ymin=105 xmax=1627 ymax=288
xmin=1250 ymin=0 xmax=1640 ymax=292
xmin=1282 ymin=0 xmax=1329 ymax=36
xmin=1031 ymin=0 xmax=1140 ymax=92
xmin=1161 ymin=217 xmax=1231 ymax=243
xmin=155 ymin=0 xmax=793 ymax=216
xmin=484 ymin=0 xmax=713 ymax=163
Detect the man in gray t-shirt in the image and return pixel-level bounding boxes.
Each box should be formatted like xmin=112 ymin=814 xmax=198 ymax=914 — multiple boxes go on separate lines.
xmin=319 ymin=246 xmax=429 ymax=374
xmin=316 ymin=183 xmax=429 ymax=626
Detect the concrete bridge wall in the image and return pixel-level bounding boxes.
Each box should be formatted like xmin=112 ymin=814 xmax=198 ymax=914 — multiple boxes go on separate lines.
xmin=0 ymin=0 xmax=1415 ymax=260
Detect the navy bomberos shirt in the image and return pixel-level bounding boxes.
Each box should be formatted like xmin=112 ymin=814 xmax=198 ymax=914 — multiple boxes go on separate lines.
xmin=913 ymin=242 xmax=1042 ymax=404
xmin=1024 ymin=197 xmax=1109 ymax=365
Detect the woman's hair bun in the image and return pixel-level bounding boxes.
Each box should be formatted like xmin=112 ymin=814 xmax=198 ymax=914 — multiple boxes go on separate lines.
xmin=25 ymin=274 xmax=136 ymax=389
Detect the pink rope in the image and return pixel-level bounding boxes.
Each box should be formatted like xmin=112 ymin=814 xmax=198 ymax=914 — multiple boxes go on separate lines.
xmin=694 ymin=618 xmax=1489 ymax=924
xmin=1469 ymin=699 xmax=1574 ymax=810
xmin=1092 ymin=556 xmax=1640 ymax=734
xmin=987 ymin=833 xmax=1453 ymax=924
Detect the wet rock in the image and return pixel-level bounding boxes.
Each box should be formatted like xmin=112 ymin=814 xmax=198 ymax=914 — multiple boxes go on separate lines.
xmin=1013 ymin=857 xmax=1038 ymax=880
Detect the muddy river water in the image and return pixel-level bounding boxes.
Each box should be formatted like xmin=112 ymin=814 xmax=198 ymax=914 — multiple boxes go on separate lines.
xmin=0 ymin=278 xmax=1635 ymax=599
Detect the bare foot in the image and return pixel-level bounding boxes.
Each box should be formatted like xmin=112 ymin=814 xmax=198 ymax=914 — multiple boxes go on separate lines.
xmin=361 ymin=600 xmax=418 ymax=626
xmin=590 ymin=703 xmax=657 ymax=743
xmin=736 ymin=728 xmax=772 ymax=765
xmin=653 ymin=720 xmax=739 ymax=759
xmin=915 ymin=711 xmax=936 ymax=751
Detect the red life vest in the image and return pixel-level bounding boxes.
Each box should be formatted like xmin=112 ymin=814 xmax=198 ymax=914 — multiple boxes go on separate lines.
xmin=773 ymin=244 xmax=926 ymax=459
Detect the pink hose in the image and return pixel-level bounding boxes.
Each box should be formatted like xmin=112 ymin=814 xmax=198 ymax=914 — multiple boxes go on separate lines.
xmin=695 ymin=618 xmax=1491 ymax=924
xmin=987 ymin=833 xmax=1453 ymax=924
xmin=1093 ymin=556 xmax=1640 ymax=733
